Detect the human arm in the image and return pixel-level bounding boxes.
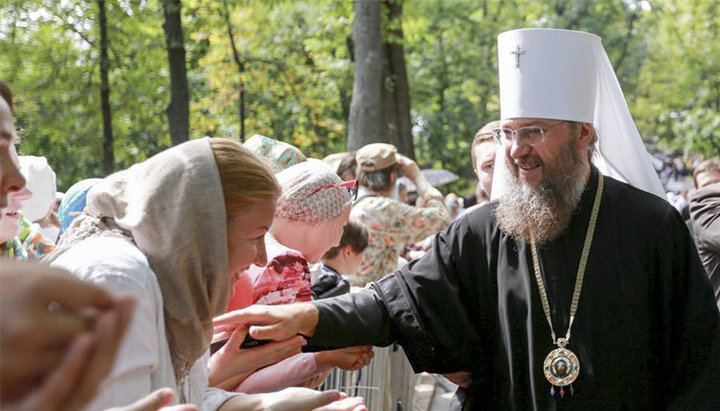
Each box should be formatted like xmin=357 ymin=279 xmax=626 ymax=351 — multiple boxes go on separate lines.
xmin=230 ymin=353 xmax=330 ymax=393
xmin=657 ymin=206 xmax=720 ymax=409
xmin=217 ymin=388 xmax=366 ymax=411
xmin=232 ymin=345 xmax=373 ymax=393
xmin=207 ymin=327 xmax=307 ymax=389
xmin=106 ymin=388 xmax=197 ymax=411
xmin=689 ymin=183 xmax=720 ymax=304
xmin=396 ymin=153 xmax=449 ymax=215
xmin=689 ymin=183 xmax=720 ymax=254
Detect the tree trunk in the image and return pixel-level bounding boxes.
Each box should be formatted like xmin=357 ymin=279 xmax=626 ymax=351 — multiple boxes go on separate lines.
xmin=220 ymin=0 xmax=246 ymax=142
xmin=347 ymin=0 xmax=383 ymax=151
xmin=162 ymin=0 xmax=189 ymax=145
xmin=97 ymin=0 xmax=114 ymax=175
xmin=382 ymin=0 xmax=414 ymax=158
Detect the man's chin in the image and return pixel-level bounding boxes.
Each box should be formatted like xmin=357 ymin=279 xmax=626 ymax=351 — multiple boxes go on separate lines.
xmin=517 ymin=167 xmax=544 ymax=188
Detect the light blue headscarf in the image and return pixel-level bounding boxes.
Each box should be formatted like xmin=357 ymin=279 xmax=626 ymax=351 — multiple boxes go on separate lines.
xmin=57 ymin=178 xmax=101 ymax=233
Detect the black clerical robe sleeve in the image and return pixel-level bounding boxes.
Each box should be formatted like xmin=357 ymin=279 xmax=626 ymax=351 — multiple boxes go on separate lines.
xmin=309 ymin=215 xmax=486 ymax=374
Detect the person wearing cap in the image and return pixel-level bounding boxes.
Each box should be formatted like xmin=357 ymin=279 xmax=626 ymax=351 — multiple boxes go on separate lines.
xmin=348 ymin=143 xmax=450 ymax=285
xmin=214 ymin=29 xmax=720 ymax=410
xmin=470 ymin=120 xmax=500 ymax=204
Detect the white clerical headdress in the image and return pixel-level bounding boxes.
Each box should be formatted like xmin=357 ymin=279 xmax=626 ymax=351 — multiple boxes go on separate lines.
xmin=492 ymin=28 xmax=665 ymax=199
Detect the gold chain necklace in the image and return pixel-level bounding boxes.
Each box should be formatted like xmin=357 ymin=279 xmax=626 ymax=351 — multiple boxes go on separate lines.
xmin=530 ymin=173 xmax=603 ymax=398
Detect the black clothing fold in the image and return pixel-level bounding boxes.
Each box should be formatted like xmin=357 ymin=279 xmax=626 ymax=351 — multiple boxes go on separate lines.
xmin=310 ymin=170 xmax=720 ymax=410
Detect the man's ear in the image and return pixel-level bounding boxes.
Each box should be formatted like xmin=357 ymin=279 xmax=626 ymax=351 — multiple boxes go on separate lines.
xmin=576 ymin=122 xmax=594 ymax=151
xmin=342 ymin=244 xmax=353 ymax=257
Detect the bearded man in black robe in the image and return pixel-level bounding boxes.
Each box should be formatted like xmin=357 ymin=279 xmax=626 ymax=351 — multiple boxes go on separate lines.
xmin=215 ymin=29 xmax=720 ymax=410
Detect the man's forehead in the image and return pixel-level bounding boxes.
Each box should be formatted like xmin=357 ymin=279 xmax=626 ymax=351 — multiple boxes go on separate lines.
xmin=500 ymin=118 xmax=559 ymax=127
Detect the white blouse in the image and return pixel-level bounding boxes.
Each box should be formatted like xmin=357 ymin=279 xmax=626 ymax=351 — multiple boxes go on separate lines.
xmin=52 ymin=236 xmax=237 ymax=411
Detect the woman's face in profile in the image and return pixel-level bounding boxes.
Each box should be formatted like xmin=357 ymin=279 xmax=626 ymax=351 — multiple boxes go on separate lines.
xmin=226 ymin=198 xmax=276 ymax=283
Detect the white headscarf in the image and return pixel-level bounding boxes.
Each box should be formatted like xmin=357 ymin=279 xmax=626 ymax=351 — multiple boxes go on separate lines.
xmin=19 ymin=156 xmax=57 ymax=222
xmin=492 ymin=28 xmax=665 ymax=200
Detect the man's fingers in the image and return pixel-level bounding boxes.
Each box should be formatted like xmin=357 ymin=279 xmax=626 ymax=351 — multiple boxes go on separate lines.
xmin=251 ymin=335 xmax=306 ymax=366
xmin=248 ymin=323 xmax=296 ymax=341
xmin=225 ymin=327 xmax=248 ymax=350
xmin=212 ymin=306 xmax=275 ymax=327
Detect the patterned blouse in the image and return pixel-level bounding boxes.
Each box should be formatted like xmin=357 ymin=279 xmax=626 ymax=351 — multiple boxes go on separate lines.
xmin=349 ymin=183 xmax=450 ymax=285
xmin=0 ymin=214 xmax=56 ymax=260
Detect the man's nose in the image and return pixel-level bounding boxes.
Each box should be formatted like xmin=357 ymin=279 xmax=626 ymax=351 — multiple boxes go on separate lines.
xmin=509 ymin=139 xmax=532 ymax=159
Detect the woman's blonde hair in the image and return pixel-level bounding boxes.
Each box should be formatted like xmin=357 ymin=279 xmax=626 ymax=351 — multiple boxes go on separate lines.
xmin=210 ymin=138 xmax=281 ymax=219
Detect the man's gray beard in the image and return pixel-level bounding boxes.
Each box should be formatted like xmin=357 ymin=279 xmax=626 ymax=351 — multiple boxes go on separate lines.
xmin=496 ymin=143 xmax=588 ymax=245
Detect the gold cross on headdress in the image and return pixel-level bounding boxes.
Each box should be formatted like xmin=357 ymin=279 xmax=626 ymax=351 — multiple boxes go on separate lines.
xmin=511 ymin=44 xmax=525 ymax=68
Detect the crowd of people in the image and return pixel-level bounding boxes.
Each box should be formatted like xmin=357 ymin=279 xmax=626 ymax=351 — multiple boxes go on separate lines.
xmin=2 ymin=27 xmax=719 ymax=411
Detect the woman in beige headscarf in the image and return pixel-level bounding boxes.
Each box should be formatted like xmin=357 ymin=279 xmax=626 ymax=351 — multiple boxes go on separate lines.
xmin=214 ymin=160 xmax=372 ymax=394
xmin=46 ymin=138 xmax=366 ymax=411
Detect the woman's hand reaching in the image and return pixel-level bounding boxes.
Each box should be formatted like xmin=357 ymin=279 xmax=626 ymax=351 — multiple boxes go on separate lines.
xmin=208 ymin=327 xmax=306 ymax=389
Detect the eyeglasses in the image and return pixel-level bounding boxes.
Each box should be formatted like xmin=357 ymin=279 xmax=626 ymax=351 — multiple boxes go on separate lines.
xmin=309 ymin=179 xmax=358 ymax=201
xmin=492 ymin=121 xmax=566 ymax=146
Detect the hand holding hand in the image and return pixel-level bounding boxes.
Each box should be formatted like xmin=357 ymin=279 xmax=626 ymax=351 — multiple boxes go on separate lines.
xmin=208 ymin=327 xmax=306 ymax=388
xmin=213 ymin=303 xmax=319 ymax=342
xmin=221 ymin=388 xmax=366 ymax=411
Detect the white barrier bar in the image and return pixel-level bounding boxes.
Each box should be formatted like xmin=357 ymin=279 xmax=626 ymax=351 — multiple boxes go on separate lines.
xmin=320 ymin=343 xmax=416 ymax=411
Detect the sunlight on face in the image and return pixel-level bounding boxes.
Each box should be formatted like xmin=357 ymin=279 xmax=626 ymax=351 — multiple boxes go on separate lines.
xmin=305 ymin=206 xmax=351 ymax=264
xmin=0 ymin=95 xmax=28 ymax=241
xmin=473 ymin=140 xmax=496 ymax=198
xmin=501 ymin=119 xmax=577 ymax=188
xmin=226 ymin=198 xmax=277 ymax=282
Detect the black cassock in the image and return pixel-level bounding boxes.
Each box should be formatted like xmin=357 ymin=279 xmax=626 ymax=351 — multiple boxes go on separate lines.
xmin=309 ymin=168 xmax=720 ymax=410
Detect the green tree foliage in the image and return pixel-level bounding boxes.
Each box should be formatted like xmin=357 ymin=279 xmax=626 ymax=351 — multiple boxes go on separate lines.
xmin=1 ymin=0 xmax=171 ymax=189
xmin=633 ymin=0 xmax=720 ymax=157
xmin=1 ymin=0 xmax=717 ymax=193
xmin=190 ymin=0 xmax=353 ymax=156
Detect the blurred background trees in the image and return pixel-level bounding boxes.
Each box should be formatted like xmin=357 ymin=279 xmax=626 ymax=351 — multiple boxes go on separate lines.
xmin=1 ymin=0 xmax=717 ymax=192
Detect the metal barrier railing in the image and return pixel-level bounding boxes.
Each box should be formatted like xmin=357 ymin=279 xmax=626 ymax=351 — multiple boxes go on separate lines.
xmin=320 ymin=343 xmax=416 ymax=411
